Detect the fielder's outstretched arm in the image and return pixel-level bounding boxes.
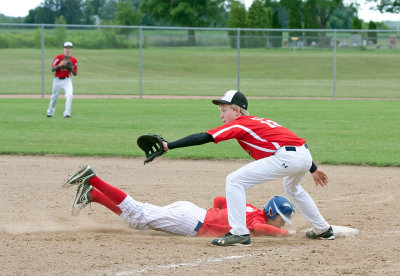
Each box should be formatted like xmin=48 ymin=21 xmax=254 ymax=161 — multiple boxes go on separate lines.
xmin=163 ymin=132 xmax=214 ymax=151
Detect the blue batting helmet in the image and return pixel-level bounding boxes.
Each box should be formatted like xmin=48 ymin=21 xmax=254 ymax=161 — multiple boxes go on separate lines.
xmin=264 ymin=195 xmax=295 ymax=225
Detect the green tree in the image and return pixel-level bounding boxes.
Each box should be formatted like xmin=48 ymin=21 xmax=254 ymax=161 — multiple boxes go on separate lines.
xmin=367 ymin=20 xmax=377 ymax=45
xmin=304 ymin=10 xmax=318 ymax=46
xmin=86 ymin=0 xmax=106 ymax=14
xmin=374 ymin=21 xmax=389 ymax=29
xmin=25 ymin=0 xmax=83 ymax=24
xmin=270 ymin=10 xmax=283 ymax=48
xmin=127 ymin=0 xmax=144 ymax=9
xmin=141 ymin=0 xmax=226 ymax=46
xmin=115 ymin=1 xmax=142 ymax=33
xmin=247 ymin=0 xmax=271 ymax=28
xmin=0 ymin=14 xmax=24 ymax=23
xmin=303 ymin=0 xmax=343 ymax=46
xmin=82 ymin=4 xmax=95 ymax=24
xmin=351 ymin=16 xmax=363 ymax=45
xmin=81 ymin=0 xmax=107 ymax=24
xmin=327 ymin=5 xmax=356 ymax=29
xmin=25 ymin=5 xmax=56 ymax=23
xmin=352 ymin=16 xmax=362 ymax=31
xmin=303 ymin=0 xmax=343 ymax=29
xmin=287 ymin=0 xmax=302 ymax=40
xmin=60 ymin=0 xmax=83 ymax=24
xmin=227 ymin=1 xmax=247 ymax=48
xmin=25 ymin=8 xmax=39 ymax=23
xmin=246 ymin=0 xmax=271 ymax=48
xmin=98 ymin=0 xmax=118 ymax=21
xmin=54 ymin=15 xmax=67 ymax=47
xmin=372 ymin=0 xmax=400 ymax=13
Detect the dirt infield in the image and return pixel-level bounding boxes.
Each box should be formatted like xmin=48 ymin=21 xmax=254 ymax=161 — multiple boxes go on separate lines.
xmin=1 ymin=155 xmax=399 ymax=275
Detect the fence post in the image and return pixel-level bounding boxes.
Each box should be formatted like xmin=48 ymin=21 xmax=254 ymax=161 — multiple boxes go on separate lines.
xmin=237 ymin=28 xmax=240 ymax=92
xmin=333 ymin=29 xmax=337 ymax=101
xmin=41 ymin=24 xmax=45 ymax=98
xmin=139 ymin=26 xmax=143 ymax=99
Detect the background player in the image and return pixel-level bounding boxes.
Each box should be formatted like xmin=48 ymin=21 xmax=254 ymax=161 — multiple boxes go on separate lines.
xmin=46 ymin=41 xmax=77 ymax=118
xmin=159 ymin=90 xmax=334 ymax=246
xmin=63 ymin=164 xmax=296 ymax=240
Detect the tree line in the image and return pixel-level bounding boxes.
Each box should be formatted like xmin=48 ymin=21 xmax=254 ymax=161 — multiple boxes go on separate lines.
xmin=0 ymin=0 xmax=396 ymax=49
xmin=1 ymin=0 xmax=393 ymax=31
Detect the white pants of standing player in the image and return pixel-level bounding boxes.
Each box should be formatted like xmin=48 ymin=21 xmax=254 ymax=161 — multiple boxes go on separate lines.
xmin=226 ymin=144 xmax=330 ymax=236
xmin=47 ymin=77 xmax=73 ymax=117
xmin=118 ymin=195 xmax=207 ymax=236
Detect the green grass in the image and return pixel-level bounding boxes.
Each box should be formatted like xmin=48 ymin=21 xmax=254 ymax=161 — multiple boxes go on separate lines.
xmin=0 ymin=48 xmax=399 ymax=98
xmin=0 ymin=98 xmax=399 ymax=167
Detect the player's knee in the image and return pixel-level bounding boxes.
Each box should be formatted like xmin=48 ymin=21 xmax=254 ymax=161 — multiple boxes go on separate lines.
xmin=283 ymin=184 xmax=304 ymax=197
xmin=225 ymin=173 xmax=245 ymax=191
xmin=225 ymin=173 xmax=235 ymax=188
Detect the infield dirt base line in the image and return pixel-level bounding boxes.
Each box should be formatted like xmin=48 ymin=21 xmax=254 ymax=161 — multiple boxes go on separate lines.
xmin=116 ymin=254 xmax=253 ymax=275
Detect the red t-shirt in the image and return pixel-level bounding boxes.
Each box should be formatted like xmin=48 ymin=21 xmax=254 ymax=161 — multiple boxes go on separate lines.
xmin=206 ymin=116 xmax=305 ymax=160
xmin=196 ymin=197 xmax=289 ymax=237
xmin=52 ymin=54 xmax=78 ymax=78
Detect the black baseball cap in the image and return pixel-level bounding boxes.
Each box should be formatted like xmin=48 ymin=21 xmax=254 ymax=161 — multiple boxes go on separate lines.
xmin=212 ymin=90 xmax=248 ymax=110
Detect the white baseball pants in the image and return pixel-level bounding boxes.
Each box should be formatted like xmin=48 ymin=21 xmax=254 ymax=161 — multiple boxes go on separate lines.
xmin=118 ymin=195 xmax=207 ymax=236
xmin=226 ymin=144 xmax=330 ymax=236
xmin=47 ymin=77 xmax=73 ymax=117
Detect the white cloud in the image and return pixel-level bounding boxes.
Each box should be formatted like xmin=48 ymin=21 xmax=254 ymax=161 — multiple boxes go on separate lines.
xmin=0 ymin=0 xmax=43 ymax=17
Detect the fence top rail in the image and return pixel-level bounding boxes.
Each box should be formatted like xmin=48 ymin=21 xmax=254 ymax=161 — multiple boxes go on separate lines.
xmin=0 ymin=22 xmax=398 ymax=33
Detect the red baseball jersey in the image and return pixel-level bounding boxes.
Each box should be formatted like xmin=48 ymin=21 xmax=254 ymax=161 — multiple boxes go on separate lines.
xmin=196 ymin=197 xmax=289 ymax=237
xmin=52 ymin=54 xmax=77 ymax=78
xmin=206 ymin=116 xmax=305 ymax=160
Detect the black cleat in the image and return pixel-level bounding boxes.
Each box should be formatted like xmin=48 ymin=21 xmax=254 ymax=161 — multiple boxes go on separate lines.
xmin=211 ymin=232 xmax=251 ymax=246
xmin=306 ymin=226 xmax=335 ymax=240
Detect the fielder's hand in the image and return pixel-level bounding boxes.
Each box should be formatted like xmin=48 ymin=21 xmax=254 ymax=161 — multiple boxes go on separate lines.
xmin=312 ymin=169 xmax=328 ymax=187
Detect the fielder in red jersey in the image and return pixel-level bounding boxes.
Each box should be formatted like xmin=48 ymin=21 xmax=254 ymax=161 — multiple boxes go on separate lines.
xmin=52 ymin=54 xmax=78 ymax=79
xmin=207 ymin=115 xmax=305 ymax=160
xmin=160 ymin=90 xmax=334 ymax=246
xmin=46 ymin=41 xmax=78 ymax=118
xmin=63 ymin=164 xmax=296 ymax=238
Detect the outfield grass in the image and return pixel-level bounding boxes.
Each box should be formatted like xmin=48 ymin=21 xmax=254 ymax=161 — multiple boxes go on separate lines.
xmin=0 ymin=98 xmax=398 ymax=167
xmin=0 ymin=48 xmax=399 ymax=98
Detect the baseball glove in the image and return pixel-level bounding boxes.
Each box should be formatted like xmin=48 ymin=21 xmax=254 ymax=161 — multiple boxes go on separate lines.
xmin=65 ymin=60 xmax=73 ymax=71
xmin=137 ymin=134 xmax=166 ymax=164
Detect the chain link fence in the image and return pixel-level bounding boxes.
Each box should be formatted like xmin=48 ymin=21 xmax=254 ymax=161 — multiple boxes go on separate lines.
xmin=0 ymin=23 xmax=399 ymax=98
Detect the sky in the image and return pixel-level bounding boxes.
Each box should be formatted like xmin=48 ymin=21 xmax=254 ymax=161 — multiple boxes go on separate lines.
xmin=0 ymin=0 xmax=399 ymax=22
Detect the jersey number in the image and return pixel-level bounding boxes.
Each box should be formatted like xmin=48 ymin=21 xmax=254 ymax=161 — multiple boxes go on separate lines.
xmin=260 ymin=119 xmax=281 ymax=128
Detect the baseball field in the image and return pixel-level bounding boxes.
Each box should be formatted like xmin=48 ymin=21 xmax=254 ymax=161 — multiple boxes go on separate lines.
xmin=1 ymin=45 xmax=400 ymax=275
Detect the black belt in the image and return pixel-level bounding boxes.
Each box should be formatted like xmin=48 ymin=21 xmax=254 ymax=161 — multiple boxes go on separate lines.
xmin=284 ymin=143 xmax=308 ymax=152
xmin=194 ymin=221 xmax=203 ymax=232
xmin=56 ymin=77 xmax=68 ymax=79
xmin=285 ymin=146 xmax=296 ymax=152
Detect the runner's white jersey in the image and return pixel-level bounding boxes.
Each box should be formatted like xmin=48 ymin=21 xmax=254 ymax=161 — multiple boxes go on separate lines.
xmin=206 ymin=116 xmax=305 ymax=160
